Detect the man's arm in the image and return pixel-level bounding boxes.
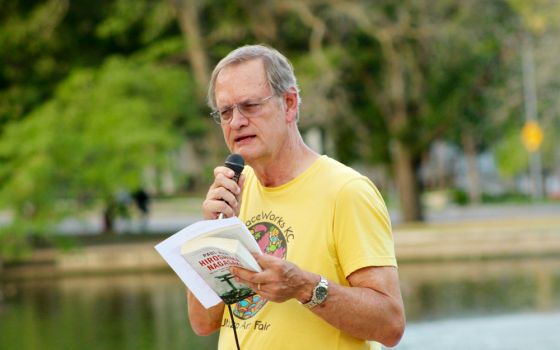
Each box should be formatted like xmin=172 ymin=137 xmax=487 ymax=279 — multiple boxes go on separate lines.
xmin=231 ymin=255 xmax=405 ymax=347
xmin=315 ymin=266 xmax=405 ymax=346
xmin=187 ymin=165 xmax=244 ymax=335
xmin=187 ymin=290 xmax=225 ymax=336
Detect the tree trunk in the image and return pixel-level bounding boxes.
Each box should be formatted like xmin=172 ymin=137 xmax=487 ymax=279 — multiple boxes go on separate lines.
xmin=392 ymin=139 xmax=423 ymax=222
xmin=170 ymin=0 xmax=209 ymax=94
xmin=170 ymin=0 xmax=225 ymax=168
xmin=102 ymin=202 xmax=116 ymax=234
xmin=461 ymin=131 xmax=482 ymax=204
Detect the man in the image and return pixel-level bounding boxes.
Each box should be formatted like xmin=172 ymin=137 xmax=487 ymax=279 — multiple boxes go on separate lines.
xmin=187 ymin=44 xmax=405 ymax=350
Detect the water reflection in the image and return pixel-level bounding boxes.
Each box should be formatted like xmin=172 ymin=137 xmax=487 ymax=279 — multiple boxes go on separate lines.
xmin=399 ymin=257 xmax=560 ymax=321
xmin=1 ymin=257 xmax=559 ymax=350
xmin=396 ymin=312 xmax=560 ymax=350
xmin=0 ymin=274 xmax=218 ymax=350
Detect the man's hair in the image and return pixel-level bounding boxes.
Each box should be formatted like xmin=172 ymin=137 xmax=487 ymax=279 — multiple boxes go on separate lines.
xmin=207 ymin=44 xmax=301 ymax=117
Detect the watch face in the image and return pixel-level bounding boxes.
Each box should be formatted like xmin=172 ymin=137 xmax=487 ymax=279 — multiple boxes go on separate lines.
xmin=315 ymin=286 xmax=328 ymax=301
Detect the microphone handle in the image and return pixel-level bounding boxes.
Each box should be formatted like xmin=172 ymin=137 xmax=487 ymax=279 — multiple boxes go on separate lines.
xmin=232 ymin=172 xmax=241 ymax=183
xmin=218 ymin=172 xmax=239 ymax=219
xmin=219 ymin=156 xmax=244 ymax=219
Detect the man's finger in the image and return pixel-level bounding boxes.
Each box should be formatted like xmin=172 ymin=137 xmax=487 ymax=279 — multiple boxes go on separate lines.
xmin=213 ymin=173 xmax=238 ymax=193
xmin=213 ymin=166 xmax=235 ymax=178
xmin=253 ymin=252 xmax=280 ymax=268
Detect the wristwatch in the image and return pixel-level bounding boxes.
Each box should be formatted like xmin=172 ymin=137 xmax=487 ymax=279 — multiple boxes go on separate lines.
xmin=302 ymin=276 xmax=328 ymax=309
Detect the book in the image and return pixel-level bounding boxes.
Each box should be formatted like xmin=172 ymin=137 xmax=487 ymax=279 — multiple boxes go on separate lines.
xmin=181 ymin=236 xmax=261 ymax=304
xmin=154 ymin=217 xmax=262 ymax=308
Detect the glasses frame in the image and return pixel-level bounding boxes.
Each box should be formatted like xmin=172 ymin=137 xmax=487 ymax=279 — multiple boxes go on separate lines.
xmin=210 ymin=95 xmax=275 ymax=124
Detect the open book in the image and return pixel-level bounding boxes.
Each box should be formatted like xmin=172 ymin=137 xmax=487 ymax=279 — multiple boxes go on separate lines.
xmin=154 ymin=217 xmax=262 ymax=308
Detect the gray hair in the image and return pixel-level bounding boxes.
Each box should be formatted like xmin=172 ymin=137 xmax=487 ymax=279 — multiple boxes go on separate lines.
xmin=207 ymin=44 xmax=301 ymax=117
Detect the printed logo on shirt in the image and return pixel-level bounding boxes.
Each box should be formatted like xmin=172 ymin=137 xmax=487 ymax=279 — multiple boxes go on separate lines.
xmin=245 ymin=210 xmax=295 ymax=242
xmin=231 ymin=218 xmax=289 ymax=320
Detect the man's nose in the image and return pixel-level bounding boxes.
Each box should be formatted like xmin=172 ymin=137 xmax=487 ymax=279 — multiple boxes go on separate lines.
xmin=229 ymin=107 xmax=248 ymax=128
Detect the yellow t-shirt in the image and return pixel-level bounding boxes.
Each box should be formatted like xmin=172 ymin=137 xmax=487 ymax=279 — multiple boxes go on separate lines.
xmin=217 ymin=156 xmax=396 ymax=350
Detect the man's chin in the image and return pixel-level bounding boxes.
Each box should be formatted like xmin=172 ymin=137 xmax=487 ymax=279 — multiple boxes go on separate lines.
xmin=232 ymin=149 xmax=259 ymax=165
xmin=231 ymin=143 xmax=251 ymax=156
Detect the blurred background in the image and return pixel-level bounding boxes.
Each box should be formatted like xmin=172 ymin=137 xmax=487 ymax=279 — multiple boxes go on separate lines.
xmin=1 ymin=0 xmax=559 ymax=349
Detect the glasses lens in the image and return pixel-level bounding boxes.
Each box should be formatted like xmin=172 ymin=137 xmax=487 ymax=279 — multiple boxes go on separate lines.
xmin=239 ymin=102 xmax=262 ymax=117
xmin=211 ymin=95 xmax=273 ymax=124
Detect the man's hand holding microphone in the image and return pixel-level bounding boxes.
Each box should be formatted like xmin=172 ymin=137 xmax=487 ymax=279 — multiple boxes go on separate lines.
xmin=202 ymin=154 xmax=245 ymax=220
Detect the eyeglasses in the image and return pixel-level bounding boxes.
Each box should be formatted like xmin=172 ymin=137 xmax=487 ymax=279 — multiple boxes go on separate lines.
xmin=210 ymin=95 xmax=275 ymax=124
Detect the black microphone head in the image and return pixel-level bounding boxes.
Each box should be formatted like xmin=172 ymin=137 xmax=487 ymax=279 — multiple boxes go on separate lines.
xmin=224 ymin=154 xmax=245 ymax=181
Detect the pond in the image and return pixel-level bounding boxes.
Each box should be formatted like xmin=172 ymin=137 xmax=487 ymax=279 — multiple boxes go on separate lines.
xmin=1 ymin=257 xmax=559 ymax=350
xmin=396 ymin=257 xmax=560 ymax=349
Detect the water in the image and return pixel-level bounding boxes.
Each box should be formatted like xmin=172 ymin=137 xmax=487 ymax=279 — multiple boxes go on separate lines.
xmin=1 ymin=257 xmax=559 ymax=350
xmin=396 ymin=257 xmax=560 ymax=350
xmin=397 ymin=312 xmax=560 ymax=349
xmin=0 ymin=274 xmax=218 ymax=350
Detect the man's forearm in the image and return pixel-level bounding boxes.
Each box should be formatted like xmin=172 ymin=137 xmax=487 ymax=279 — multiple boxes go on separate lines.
xmin=310 ymin=280 xmax=405 ymax=346
xmin=230 ymin=255 xmax=405 ymax=346
xmin=186 ymin=290 xmax=224 ymax=336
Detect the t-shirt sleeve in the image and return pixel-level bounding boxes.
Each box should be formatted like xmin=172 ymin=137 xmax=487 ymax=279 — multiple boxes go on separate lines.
xmin=332 ymin=177 xmax=397 ymax=278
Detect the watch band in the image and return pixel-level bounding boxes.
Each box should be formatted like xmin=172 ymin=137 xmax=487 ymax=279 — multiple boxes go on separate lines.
xmin=302 ymin=276 xmax=328 ymax=309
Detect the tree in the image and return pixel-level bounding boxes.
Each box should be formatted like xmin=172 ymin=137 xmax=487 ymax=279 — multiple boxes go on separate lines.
xmin=504 ymin=0 xmax=560 ymax=196
xmin=330 ymin=1 xmax=461 ymax=220
xmin=435 ymin=1 xmax=519 ymax=204
xmin=0 ymin=56 xmax=196 ymax=257
xmin=0 ymin=0 xmax=71 ymax=131
xmin=311 ymin=0 xmax=525 ymax=219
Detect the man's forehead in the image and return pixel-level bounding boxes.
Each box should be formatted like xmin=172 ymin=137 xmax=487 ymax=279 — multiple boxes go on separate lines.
xmin=215 ymin=59 xmax=270 ymax=100
xmin=217 ymin=58 xmax=267 ymax=83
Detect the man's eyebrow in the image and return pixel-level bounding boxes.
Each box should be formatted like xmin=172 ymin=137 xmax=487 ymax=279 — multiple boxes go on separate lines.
xmin=220 ymin=97 xmax=255 ymax=110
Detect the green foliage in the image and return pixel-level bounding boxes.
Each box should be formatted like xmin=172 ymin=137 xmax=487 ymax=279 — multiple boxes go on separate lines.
xmin=495 ymin=126 xmax=529 ymax=179
xmin=335 ymin=37 xmax=389 ymax=165
xmin=508 ymin=0 xmax=560 ymax=33
xmin=451 ymin=189 xmax=470 ymax=206
xmin=96 ymin=0 xmax=176 ymax=44
xmin=1 ymin=0 xmax=559 ymax=246
xmin=0 ymin=0 xmax=70 ymax=127
xmin=0 ymin=0 xmax=183 ymax=136
xmin=481 ymin=192 xmax=531 ymax=204
xmin=0 ymin=56 xmax=196 ymax=256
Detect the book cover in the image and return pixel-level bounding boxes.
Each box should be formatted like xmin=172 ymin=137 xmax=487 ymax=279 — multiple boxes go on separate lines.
xmin=181 ymin=237 xmax=261 ymax=304
xmin=154 ymin=217 xmax=263 ymax=308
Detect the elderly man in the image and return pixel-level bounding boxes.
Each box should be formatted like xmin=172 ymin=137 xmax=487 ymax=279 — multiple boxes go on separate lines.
xmin=187 ymin=44 xmax=405 ymax=350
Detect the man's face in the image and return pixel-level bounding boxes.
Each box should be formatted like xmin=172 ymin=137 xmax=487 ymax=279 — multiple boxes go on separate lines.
xmin=214 ymin=59 xmax=288 ymax=164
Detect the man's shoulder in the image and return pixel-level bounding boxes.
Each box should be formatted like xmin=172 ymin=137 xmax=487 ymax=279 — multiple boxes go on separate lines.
xmin=315 ymin=156 xmax=377 ymax=194
xmin=318 ymin=156 xmax=366 ymax=182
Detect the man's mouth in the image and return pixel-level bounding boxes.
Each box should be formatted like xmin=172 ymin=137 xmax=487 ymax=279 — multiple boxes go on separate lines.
xmin=234 ymin=135 xmax=256 ymax=143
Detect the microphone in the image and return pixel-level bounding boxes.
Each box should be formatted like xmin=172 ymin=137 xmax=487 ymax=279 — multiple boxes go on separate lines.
xmin=224 ymin=153 xmax=245 ymax=183
xmin=218 ymin=154 xmax=245 ymax=219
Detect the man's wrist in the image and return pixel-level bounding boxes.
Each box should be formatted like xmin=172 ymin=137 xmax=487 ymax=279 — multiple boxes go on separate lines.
xmin=301 ymin=276 xmax=329 ymax=309
xmin=296 ymin=274 xmax=320 ymax=304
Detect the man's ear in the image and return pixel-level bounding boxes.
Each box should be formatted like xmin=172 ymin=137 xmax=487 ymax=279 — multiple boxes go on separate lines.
xmin=283 ymin=87 xmax=299 ymax=123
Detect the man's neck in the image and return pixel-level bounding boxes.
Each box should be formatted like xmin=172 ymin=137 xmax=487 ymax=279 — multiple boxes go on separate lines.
xmin=250 ymin=134 xmax=319 ymax=187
